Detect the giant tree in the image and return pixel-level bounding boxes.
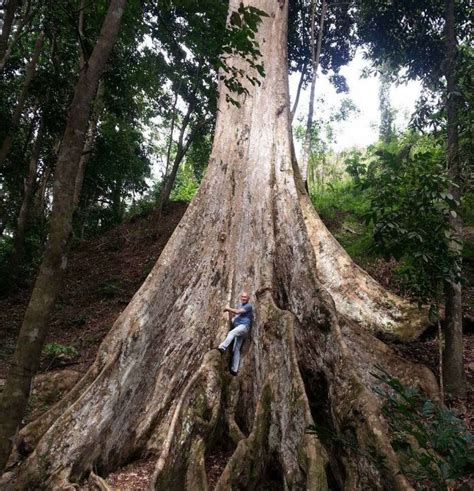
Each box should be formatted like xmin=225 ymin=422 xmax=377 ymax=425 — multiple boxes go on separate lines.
xmin=7 ymin=1 xmax=438 ymax=489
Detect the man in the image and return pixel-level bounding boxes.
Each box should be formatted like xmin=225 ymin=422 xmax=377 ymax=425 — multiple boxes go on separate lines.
xmin=217 ymin=291 xmax=253 ymax=376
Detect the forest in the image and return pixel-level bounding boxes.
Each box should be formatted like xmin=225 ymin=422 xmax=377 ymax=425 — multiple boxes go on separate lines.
xmin=0 ymin=0 xmax=473 ymax=489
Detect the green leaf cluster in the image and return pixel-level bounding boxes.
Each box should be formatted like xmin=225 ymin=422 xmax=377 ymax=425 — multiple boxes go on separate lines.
xmin=362 ymin=134 xmax=460 ymax=305
xmin=373 ymin=367 xmax=474 ymax=489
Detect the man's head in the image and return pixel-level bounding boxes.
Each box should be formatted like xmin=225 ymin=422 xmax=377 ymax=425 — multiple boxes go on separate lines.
xmin=240 ymin=291 xmax=249 ymax=304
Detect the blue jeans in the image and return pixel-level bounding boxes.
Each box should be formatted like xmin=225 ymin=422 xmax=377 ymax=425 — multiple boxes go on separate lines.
xmin=219 ymin=324 xmax=250 ymax=373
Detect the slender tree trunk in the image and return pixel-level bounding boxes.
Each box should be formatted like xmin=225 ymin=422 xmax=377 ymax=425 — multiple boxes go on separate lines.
xmin=0 ymin=111 xmax=36 ymax=238
xmin=290 ymin=2 xmax=308 ymax=123
xmin=32 ymin=164 xmax=50 ymax=217
xmin=157 ymin=116 xmax=203 ymax=216
xmin=442 ymin=0 xmax=465 ymax=397
xmin=0 ymin=30 xmax=44 ymax=168
xmin=0 ymin=0 xmax=127 ymax=471
xmin=0 ymin=0 xmax=35 ymax=72
xmin=73 ymin=79 xmax=105 ymax=210
xmin=301 ymin=0 xmax=327 ymax=185
xmin=163 ymin=84 xmax=181 ymax=179
xmin=8 ymin=2 xmax=437 ymax=489
xmin=378 ymin=66 xmax=395 ymax=143
xmin=290 ymin=60 xmax=307 ymax=122
xmin=0 ymin=0 xmax=19 ymax=61
xmin=9 ymin=116 xmax=45 ymax=279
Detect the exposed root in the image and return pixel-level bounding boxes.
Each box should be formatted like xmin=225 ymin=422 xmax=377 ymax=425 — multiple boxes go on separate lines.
xmin=151 ymin=352 xmax=223 ymax=489
xmin=299 ymin=186 xmax=430 ymax=342
xmin=88 ymin=471 xmax=112 ymax=491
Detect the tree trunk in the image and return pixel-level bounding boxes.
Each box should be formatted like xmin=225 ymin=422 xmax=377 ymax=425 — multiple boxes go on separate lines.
xmin=157 ymin=117 xmax=203 ymax=217
xmin=0 ymin=30 xmax=44 ymax=168
xmin=442 ymin=0 xmax=465 ymax=397
xmin=0 ymin=0 xmax=127 ymax=471
xmin=0 ymin=0 xmax=19 ymax=61
xmin=73 ymin=79 xmax=105 ymax=210
xmin=8 ymin=1 xmax=436 ymax=488
xmin=301 ymin=0 xmax=327 ymax=184
xmin=9 ymin=115 xmax=45 ymax=279
xmin=290 ymin=60 xmax=307 ymax=122
xmin=0 ymin=0 xmax=35 ymax=73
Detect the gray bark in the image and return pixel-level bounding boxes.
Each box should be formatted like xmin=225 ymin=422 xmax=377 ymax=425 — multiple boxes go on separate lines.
xmin=442 ymin=0 xmax=465 ymax=397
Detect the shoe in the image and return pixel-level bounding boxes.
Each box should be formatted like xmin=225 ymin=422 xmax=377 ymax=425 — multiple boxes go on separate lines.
xmin=216 ymin=347 xmax=225 ymax=354
xmin=230 ymin=369 xmax=238 ymax=376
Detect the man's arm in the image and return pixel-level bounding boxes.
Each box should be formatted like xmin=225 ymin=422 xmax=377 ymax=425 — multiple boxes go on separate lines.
xmin=224 ymin=306 xmax=246 ymax=315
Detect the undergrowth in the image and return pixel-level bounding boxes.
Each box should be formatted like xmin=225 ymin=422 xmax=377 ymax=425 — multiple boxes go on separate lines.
xmin=373 ymin=368 xmax=474 ymax=490
xmin=310 ymin=180 xmax=375 ymax=261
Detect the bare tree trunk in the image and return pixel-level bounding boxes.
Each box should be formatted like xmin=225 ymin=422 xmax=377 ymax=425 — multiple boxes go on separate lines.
xmin=0 ymin=0 xmax=127 ymax=471
xmin=442 ymin=0 xmax=465 ymax=397
xmin=32 ymin=165 xmax=50 ymax=223
xmin=9 ymin=115 xmax=45 ymax=279
xmin=73 ymin=79 xmax=105 ymax=210
xmin=0 ymin=0 xmax=35 ymax=73
xmin=0 ymin=30 xmax=44 ymax=168
xmin=157 ymin=116 xmax=203 ymax=216
xmin=7 ymin=2 xmax=437 ymax=489
xmin=0 ymin=0 xmax=19 ymax=60
xmin=301 ymin=0 xmax=327 ymax=184
xmin=290 ymin=60 xmax=307 ymax=122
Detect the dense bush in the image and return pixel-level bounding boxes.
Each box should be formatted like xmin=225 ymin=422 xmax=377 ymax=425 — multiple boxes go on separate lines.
xmin=362 ymin=135 xmax=459 ymax=305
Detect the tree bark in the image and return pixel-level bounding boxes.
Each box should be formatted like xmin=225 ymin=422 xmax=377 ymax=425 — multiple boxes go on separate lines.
xmin=0 ymin=29 xmax=44 ymax=168
xmin=8 ymin=1 xmax=436 ymax=488
xmin=0 ymin=0 xmax=127 ymax=471
xmin=0 ymin=0 xmax=35 ymax=73
xmin=442 ymin=0 xmax=465 ymax=397
xmin=0 ymin=0 xmax=19 ymax=61
xmin=73 ymin=79 xmax=105 ymax=210
xmin=301 ymin=0 xmax=327 ymax=184
xmin=9 ymin=115 xmax=45 ymax=279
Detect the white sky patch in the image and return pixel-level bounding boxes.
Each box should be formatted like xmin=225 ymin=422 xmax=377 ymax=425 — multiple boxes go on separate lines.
xmin=290 ymin=50 xmax=422 ymax=152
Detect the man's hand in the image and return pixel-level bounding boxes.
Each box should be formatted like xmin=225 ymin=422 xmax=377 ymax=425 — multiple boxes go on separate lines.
xmin=224 ymin=306 xmax=231 ymax=313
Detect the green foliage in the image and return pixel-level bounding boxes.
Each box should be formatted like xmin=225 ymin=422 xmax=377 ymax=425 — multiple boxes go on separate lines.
xmin=373 ymin=368 xmax=474 ymax=489
xmin=170 ymin=163 xmax=199 ymax=202
xmin=42 ymin=343 xmax=79 ymax=361
xmin=311 ymin=180 xmax=374 ymax=260
xmin=344 ymin=149 xmax=366 ymax=184
xmin=363 ymin=135 xmax=459 ymax=305
xmin=461 ymin=191 xmax=474 ymax=228
xmin=96 ymin=279 xmax=123 ymax=298
xmin=288 ymin=0 xmax=356 ymax=91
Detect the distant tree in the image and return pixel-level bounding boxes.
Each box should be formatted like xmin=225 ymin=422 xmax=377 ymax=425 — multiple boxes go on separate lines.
xmin=378 ymin=67 xmax=395 ymax=143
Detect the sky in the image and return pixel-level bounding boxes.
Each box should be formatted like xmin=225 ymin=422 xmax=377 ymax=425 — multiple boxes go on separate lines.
xmin=290 ymin=49 xmax=422 ymax=152
xmin=147 ymin=48 xmax=422 ymax=181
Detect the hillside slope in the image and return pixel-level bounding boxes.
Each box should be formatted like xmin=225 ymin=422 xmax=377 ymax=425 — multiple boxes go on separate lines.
xmin=0 ymin=202 xmax=187 ymax=378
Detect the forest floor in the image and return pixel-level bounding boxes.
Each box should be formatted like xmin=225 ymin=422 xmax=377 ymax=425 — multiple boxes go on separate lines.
xmin=0 ymin=200 xmax=472 ymax=489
